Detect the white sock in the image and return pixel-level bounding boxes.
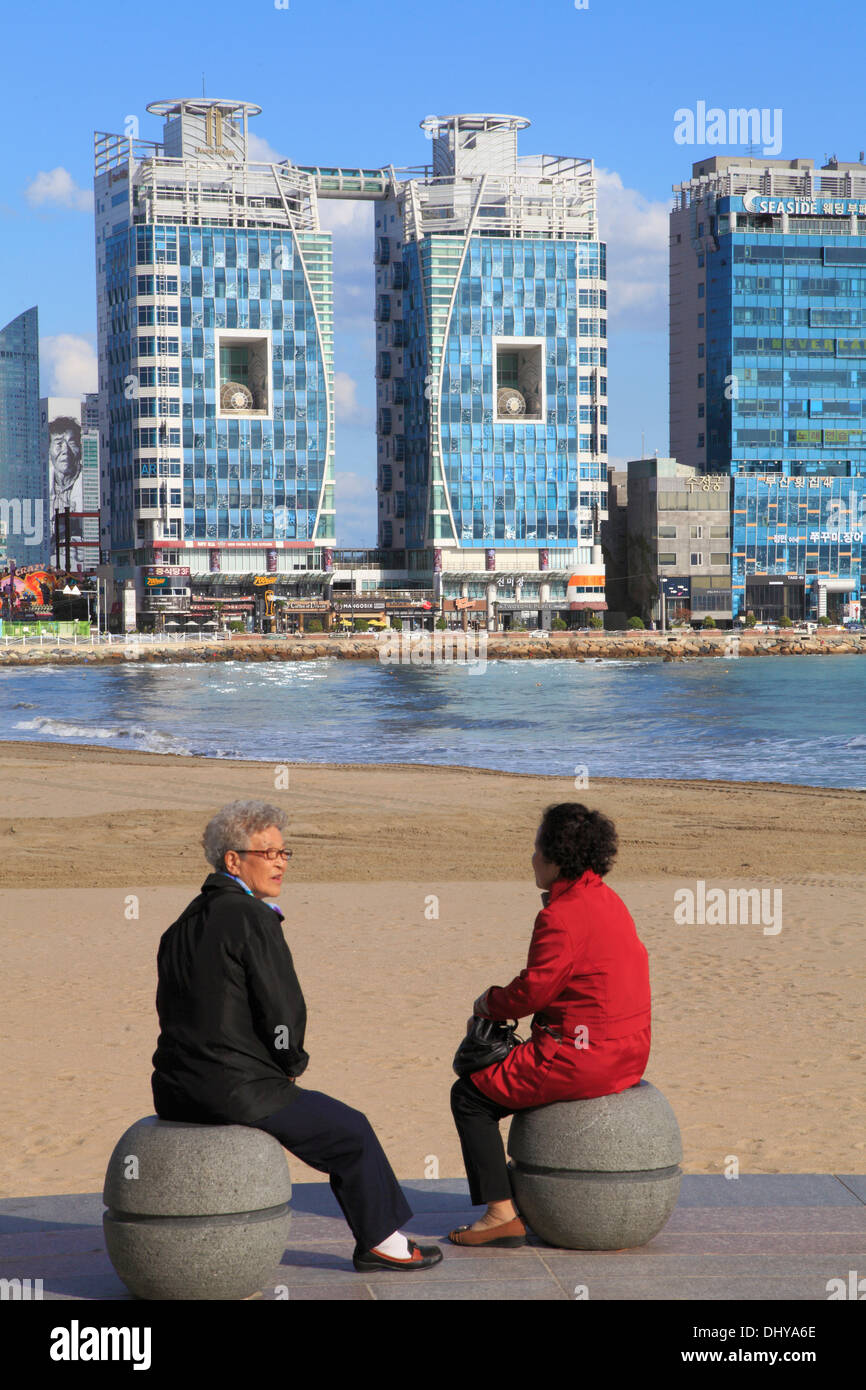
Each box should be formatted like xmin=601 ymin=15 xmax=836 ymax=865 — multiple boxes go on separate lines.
xmin=371 ymin=1230 xmax=411 ymax=1259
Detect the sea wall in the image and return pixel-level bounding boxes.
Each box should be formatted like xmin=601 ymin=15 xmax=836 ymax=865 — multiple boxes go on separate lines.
xmin=1 ymin=629 xmax=865 ymax=667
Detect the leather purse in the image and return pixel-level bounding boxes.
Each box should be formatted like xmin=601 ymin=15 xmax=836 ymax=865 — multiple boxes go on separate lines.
xmin=453 ymin=1016 xmax=523 ymax=1078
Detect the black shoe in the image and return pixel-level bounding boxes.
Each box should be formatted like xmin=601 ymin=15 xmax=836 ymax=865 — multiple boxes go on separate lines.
xmin=353 ymin=1239 xmax=444 ymax=1272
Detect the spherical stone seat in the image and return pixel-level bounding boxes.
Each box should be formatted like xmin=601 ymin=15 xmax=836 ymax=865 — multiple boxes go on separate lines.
xmin=102 ymin=1116 xmax=292 ymax=1300
xmin=507 ymin=1081 xmax=682 ymax=1250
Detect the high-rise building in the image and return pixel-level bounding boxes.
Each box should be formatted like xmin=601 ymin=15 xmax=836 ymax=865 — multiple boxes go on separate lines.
xmin=93 ymin=98 xmax=336 ymax=598
xmin=671 ymin=156 xmax=866 ymax=621
xmin=372 ymin=115 xmax=608 ymax=627
xmin=0 ymin=306 xmax=43 ymax=566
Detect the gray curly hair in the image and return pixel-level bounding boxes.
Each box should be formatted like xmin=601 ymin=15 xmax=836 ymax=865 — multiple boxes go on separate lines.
xmin=203 ymin=800 xmax=289 ymax=872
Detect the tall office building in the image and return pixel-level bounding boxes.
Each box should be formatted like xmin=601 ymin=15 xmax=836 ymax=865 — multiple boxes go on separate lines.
xmin=93 ymin=98 xmax=335 ymax=595
xmin=671 ymin=156 xmax=866 ymax=621
xmin=372 ymin=115 xmax=608 ymax=626
xmin=0 ymin=306 xmax=43 ymax=566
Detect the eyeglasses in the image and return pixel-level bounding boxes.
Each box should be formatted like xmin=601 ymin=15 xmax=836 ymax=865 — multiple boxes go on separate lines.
xmin=232 ymin=848 xmax=293 ymax=862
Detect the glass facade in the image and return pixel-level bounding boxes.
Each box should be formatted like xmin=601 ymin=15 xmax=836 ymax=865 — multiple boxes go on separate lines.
xmin=95 ymin=102 xmax=334 ymax=574
xmin=673 ymin=168 xmax=866 ymax=618
xmin=707 ymin=221 xmax=866 ymax=475
xmin=433 ymin=237 xmax=606 ymax=547
xmin=732 ymin=472 xmax=865 ymax=618
xmin=393 ymin=231 xmax=607 ymax=551
xmin=376 ymin=116 xmax=608 ymax=580
xmin=0 ymin=306 xmax=43 ymax=565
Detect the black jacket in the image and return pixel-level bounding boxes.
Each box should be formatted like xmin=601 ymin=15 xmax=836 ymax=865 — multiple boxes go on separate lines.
xmin=151 ymin=873 xmax=309 ymax=1124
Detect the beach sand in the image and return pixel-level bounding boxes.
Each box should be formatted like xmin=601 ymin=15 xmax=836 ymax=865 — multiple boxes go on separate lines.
xmin=1 ymin=740 xmax=864 ymax=1197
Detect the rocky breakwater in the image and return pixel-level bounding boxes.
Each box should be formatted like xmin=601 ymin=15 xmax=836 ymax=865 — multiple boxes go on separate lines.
xmin=487 ymin=630 xmax=866 ymax=661
xmin=1 ymin=629 xmax=865 ymax=668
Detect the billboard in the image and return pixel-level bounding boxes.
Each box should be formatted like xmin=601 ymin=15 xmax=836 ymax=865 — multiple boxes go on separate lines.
xmin=41 ymin=397 xmax=99 ymax=570
xmin=43 ymin=399 xmax=83 ymax=548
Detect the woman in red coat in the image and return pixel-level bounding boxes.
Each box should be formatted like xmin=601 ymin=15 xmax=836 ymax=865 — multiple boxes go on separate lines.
xmin=449 ymin=802 xmax=651 ymax=1247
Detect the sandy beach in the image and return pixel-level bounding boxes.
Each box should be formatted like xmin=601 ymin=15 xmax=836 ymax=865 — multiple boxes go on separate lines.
xmin=1 ymin=740 xmax=864 ymax=1198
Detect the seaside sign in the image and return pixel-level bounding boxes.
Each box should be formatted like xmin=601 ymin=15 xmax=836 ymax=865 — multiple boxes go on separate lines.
xmin=742 ymin=192 xmax=866 ymax=217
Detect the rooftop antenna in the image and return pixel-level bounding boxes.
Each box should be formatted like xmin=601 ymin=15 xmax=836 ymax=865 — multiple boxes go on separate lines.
xmin=641 ymin=430 xmax=646 ymax=458
xmin=202 ymin=73 xmax=206 ymax=97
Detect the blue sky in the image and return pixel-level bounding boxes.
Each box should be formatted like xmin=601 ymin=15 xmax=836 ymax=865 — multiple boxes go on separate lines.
xmin=2 ymin=0 xmax=862 ymax=542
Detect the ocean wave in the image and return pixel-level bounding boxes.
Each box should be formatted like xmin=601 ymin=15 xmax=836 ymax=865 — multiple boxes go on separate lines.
xmin=15 ymin=716 xmax=118 ymax=740
xmin=13 ymin=715 xmax=192 ymax=756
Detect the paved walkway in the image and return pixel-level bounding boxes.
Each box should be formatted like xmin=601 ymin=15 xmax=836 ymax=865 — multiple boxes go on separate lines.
xmin=2 ymin=1175 xmax=864 ymax=1301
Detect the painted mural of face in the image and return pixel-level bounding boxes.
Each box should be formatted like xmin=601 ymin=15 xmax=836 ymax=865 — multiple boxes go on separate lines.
xmin=50 ymin=427 xmax=82 ymax=488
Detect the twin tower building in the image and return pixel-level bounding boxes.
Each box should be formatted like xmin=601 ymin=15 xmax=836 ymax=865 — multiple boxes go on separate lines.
xmin=93 ymin=100 xmax=609 ymax=625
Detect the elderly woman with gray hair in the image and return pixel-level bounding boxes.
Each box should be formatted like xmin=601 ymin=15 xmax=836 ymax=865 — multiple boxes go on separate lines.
xmin=151 ymin=799 xmax=442 ymax=1273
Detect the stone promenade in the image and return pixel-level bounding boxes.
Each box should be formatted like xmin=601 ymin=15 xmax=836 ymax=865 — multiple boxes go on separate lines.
xmin=2 ymin=1174 xmax=864 ymax=1301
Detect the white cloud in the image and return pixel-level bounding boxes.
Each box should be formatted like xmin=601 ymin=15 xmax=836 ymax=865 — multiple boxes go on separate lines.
xmin=246 ymin=132 xmax=288 ymax=165
xmin=41 ymin=335 xmax=97 ymax=396
xmin=595 ymin=168 xmax=669 ymax=332
xmin=24 ymin=167 xmax=93 ymax=213
xmin=319 ymin=199 xmax=373 ymax=235
xmin=334 ymin=370 xmax=373 ymax=426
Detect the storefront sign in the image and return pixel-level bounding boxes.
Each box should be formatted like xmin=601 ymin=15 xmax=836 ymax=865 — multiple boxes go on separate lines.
xmin=334 ymin=599 xmax=387 ymax=613
xmin=743 ymin=193 xmax=866 ymax=216
xmin=191 ymin=597 xmax=253 ymax=613
xmin=685 ymin=476 xmax=727 ymax=492
xmin=188 ymin=540 xmax=315 ymax=550
xmin=662 ymin=578 xmax=691 ymax=599
xmin=144 ymin=565 xmax=190 ymax=578
xmin=276 ymin=599 xmax=330 ymax=611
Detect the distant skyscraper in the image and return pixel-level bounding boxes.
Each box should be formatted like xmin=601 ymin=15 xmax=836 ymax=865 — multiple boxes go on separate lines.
xmin=0 ymin=306 xmax=43 ymax=565
xmin=370 ymin=114 xmax=608 ymax=625
xmin=671 ymin=155 xmax=866 ymax=620
xmin=93 ymin=98 xmax=335 ymax=587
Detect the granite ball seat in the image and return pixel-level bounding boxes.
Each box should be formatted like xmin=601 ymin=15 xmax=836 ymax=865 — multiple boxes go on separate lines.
xmin=103 ymin=1116 xmax=292 ymax=1300
xmin=507 ymin=1080 xmax=682 ymax=1249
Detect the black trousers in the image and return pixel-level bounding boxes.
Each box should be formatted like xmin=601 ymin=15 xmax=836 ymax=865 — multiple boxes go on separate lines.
xmin=253 ymin=1087 xmax=413 ymax=1253
xmin=450 ymin=1075 xmax=517 ymax=1206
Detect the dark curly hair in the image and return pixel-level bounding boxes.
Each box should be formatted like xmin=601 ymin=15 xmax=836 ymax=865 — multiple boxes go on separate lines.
xmin=536 ymin=803 xmax=618 ymax=879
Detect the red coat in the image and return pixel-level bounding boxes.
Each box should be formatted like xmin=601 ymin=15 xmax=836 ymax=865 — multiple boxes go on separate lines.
xmin=470 ymin=871 xmax=651 ymax=1109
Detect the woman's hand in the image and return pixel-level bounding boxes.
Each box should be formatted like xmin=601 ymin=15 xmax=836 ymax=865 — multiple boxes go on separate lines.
xmin=472 ymin=990 xmax=492 ymax=1018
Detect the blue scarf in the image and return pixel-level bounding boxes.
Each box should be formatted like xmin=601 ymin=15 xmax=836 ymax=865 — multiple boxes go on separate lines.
xmin=221 ymin=871 xmax=283 ymax=916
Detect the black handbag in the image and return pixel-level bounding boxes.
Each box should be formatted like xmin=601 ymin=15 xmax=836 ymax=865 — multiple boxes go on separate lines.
xmin=453 ymin=1016 xmax=523 ymax=1078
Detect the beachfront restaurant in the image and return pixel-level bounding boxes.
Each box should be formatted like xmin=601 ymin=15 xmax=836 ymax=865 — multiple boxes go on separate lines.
xmin=439 ymin=572 xmax=607 ymax=630
xmin=188 ymin=573 xmax=333 ymax=632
